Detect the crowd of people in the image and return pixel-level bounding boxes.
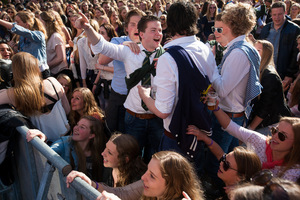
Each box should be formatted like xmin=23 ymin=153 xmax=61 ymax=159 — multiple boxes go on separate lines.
xmin=0 ymin=0 xmax=300 ymax=199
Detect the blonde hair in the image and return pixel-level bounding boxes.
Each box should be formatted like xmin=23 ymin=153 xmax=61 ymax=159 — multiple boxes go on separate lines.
xmin=40 ymin=11 xmax=65 ymax=43
xmin=220 ymin=3 xmax=256 ymax=37
xmin=141 ymin=151 xmax=204 ymax=200
xmin=11 ymin=52 xmax=44 ymax=116
xmin=205 ymin=1 xmax=218 ymax=22
xmin=16 ymin=11 xmax=47 ymax=40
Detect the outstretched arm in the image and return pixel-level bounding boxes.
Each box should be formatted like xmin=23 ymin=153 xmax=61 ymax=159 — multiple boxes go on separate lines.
xmin=0 ymin=19 xmax=13 ymax=30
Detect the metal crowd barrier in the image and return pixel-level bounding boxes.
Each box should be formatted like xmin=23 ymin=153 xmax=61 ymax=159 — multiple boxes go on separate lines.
xmin=0 ymin=125 xmax=102 ymax=200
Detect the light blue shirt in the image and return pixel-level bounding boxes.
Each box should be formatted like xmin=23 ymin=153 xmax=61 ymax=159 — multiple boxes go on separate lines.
xmin=10 ymin=23 xmax=49 ymax=71
xmin=110 ymin=36 xmax=131 ymax=95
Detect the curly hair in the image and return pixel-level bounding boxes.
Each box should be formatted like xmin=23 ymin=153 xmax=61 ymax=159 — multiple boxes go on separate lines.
xmin=221 ymin=3 xmax=256 ymax=37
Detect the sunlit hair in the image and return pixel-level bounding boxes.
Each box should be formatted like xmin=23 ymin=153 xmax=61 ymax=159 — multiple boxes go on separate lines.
xmin=11 ymin=52 xmax=44 ymax=116
xmin=151 ymin=0 xmax=164 ymax=15
xmin=53 ymin=2 xmax=65 ymax=16
xmin=0 ymin=11 xmax=13 ymax=22
xmin=69 ymin=87 xmax=104 ymax=128
xmin=255 ymin=40 xmax=277 ymax=81
xmin=233 ymin=146 xmax=262 ymax=182
xmin=110 ymin=133 xmax=146 ymax=187
xmin=71 ymin=115 xmax=107 ymax=182
xmin=96 ymin=15 xmax=109 ymax=26
xmin=107 ymin=7 xmax=122 ymax=28
xmin=124 ymin=8 xmax=145 ymax=31
xmin=40 ymin=11 xmax=65 ymax=43
xmin=277 ymin=117 xmax=300 ymax=176
xmin=119 ymin=5 xmax=129 ymax=22
xmin=100 ymin=23 xmax=118 ymax=41
xmin=220 ymin=3 xmax=256 ymax=37
xmin=205 ymin=1 xmax=218 ymax=22
xmin=90 ymin=19 xmax=100 ymax=33
xmin=56 ymin=73 xmax=72 ymax=102
xmin=141 ymin=151 xmax=204 ymax=200
xmin=5 ymin=7 xmax=17 ymax=20
xmin=16 ymin=11 xmax=47 ymax=40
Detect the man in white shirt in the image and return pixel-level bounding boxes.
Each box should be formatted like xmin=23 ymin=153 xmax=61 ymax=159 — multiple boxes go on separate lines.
xmin=204 ymin=3 xmax=262 ymax=197
xmin=138 ymin=1 xmax=215 ymax=173
xmin=75 ymin=13 xmax=164 ymax=163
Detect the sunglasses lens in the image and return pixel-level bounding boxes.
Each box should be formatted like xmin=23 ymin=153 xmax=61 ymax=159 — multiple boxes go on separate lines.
xmin=278 ymin=132 xmax=286 ymax=141
xmin=223 ymin=161 xmax=229 ymax=171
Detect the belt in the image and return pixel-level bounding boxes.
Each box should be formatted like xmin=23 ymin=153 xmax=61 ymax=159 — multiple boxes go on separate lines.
xmin=164 ymin=129 xmax=176 ymax=139
xmin=126 ymin=109 xmax=156 ymax=120
xmin=224 ymin=111 xmax=244 ymax=118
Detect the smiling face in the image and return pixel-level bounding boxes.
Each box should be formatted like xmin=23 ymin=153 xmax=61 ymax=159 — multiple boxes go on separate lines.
xmin=101 ymin=140 xmax=119 ymax=168
xmin=140 ymin=20 xmax=162 ymax=52
xmin=126 ymin=15 xmax=141 ymax=43
xmin=271 ymin=7 xmax=285 ymax=29
xmin=72 ymin=118 xmax=95 ymax=142
xmin=269 ymin=121 xmax=294 ymax=154
xmin=141 ymin=158 xmax=166 ymax=198
xmin=110 ymin=11 xmax=119 ymax=24
xmin=0 ymin=43 xmax=11 ymax=59
xmin=213 ymin=20 xmax=231 ymax=47
xmin=71 ymin=91 xmax=84 ymax=114
xmin=217 ymin=152 xmax=240 ymax=186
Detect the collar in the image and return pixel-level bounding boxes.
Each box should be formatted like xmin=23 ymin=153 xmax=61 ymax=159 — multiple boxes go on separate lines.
xmin=140 ymin=43 xmax=161 ymax=53
xmin=163 ymin=35 xmax=197 ymax=49
xmin=224 ymin=35 xmax=246 ymax=54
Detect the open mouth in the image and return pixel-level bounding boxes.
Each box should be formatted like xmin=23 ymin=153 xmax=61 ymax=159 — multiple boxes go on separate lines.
xmin=134 ymin=33 xmax=139 ymax=36
xmin=154 ymin=38 xmax=160 ymax=42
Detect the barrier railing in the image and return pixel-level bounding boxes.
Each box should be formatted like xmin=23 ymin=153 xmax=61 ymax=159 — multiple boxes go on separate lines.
xmin=11 ymin=125 xmax=102 ymax=200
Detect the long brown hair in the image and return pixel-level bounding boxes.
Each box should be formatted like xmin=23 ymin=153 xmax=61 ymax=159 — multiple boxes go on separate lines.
xmin=289 ymin=77 xmax=300 ymax=108
xmin=141 ymin=151 xmax=204 ymax=200
xmin=69 ymin=87 xmax=104 ymax=128
xmin=70 ymin=115 xmax=107 ymax=181
xmin=255 ymin=40 xmax=277 ymax=81
xmin=16 ymin=11 xmax=47 ymax=40
xmin=11 ymin=52 xmax=44 ymax=116
xmin=40 ymin=11 xmax=65 ymax=42
xmin=233 ymin=146 xmax=262 ymax=182
xmin=110 ymin=133 xmax=146 ymax=187
xmin=278 ymin=117 xmax=300 ymax=176
xmin=205 ymin=1 xmax=218 ymax=21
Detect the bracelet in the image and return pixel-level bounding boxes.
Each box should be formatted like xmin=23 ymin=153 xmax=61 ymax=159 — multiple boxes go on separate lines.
xmin=93 ymin=82 xmax=98 ymax=85
xmin=207 ymin=138 xmax=213 ymax=146
xmin=212 ymin=106 xmax=220 ymax=112
xmin=95 ymin=181 xmax=99 ymax=190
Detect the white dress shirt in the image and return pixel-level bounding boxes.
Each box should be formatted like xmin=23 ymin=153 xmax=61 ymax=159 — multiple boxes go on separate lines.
xmin=211 ymin=35 xmax=250 ymax=113
xmin=91 ymin=35 xmax=158 ymax=113
xmin=154 ymin=35 xmax=216 ymax=131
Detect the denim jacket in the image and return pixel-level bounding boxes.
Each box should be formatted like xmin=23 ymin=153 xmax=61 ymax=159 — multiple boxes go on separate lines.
xmin=10 ymin=23 xmax=49 ymax=71
xmin=50 ymin=136 xmax=78 ymax=169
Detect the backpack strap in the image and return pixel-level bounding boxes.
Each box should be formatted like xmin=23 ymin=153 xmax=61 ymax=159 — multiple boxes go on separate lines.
xmin=44 ymin=78 xmax=59 ymax=103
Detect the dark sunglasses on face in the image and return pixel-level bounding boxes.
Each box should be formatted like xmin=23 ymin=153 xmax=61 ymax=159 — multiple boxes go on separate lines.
xmin=270 ymin=127 xmax=292 ymax=142
xmin=212 ymin=26 xmax=223 ymax=33
xmin=219 ymin=153 xmax=238 ymax=172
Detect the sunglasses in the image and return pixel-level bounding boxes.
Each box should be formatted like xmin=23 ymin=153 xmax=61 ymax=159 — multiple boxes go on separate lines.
xmin=270 ymin=127 xmax=292 ymax=142
xmin=219 ymin=154 xmax=238 ymax=172
xmin=211 ymin=26 xmax=223 ymax=33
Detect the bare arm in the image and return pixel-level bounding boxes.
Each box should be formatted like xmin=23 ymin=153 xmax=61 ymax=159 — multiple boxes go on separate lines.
xmin=0 ymin=19 xmax=13 ymax=30
xmin=48 ymin=45 xmax=66 ymax=68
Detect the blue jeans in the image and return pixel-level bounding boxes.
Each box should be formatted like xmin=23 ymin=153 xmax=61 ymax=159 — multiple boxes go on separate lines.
xmin=159 ymin=134 xmax=205 ymax=177
xmin=124 ymin=111 xmax=164 ymax=163
xmin=204 ymin=113 xmax=245 ymax=187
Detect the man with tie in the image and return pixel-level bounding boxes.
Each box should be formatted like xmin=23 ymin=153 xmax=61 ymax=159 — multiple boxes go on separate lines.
xmin=75 ymin=13 xmax=164 ymax=163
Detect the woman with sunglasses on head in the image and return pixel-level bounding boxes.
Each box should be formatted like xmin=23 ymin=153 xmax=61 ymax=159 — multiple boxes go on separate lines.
xmin=199 ymin=101 xmax=300 ymax=182
xmin=187 ymin=126 xmax=261 ymax=198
